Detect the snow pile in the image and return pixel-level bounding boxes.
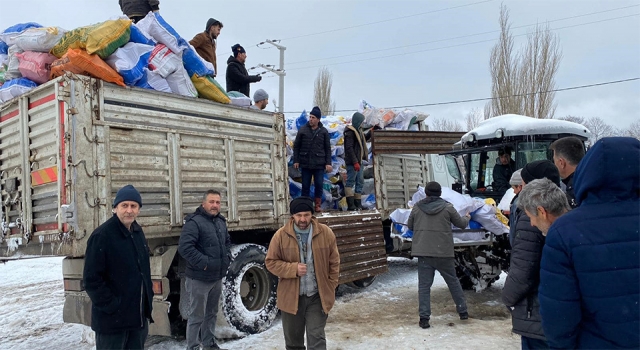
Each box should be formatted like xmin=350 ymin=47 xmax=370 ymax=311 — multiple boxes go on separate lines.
xmin=462 ymin=114 xmax=591 ymax=141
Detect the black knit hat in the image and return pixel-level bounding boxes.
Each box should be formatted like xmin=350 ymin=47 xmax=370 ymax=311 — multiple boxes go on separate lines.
xmin=310 ymin=106 xmax=322 ymax=119
xmin=113 ymin=185 xmax=142 ymax=208
xmin=425 ymin=181 xmax=442 ymax=197
xmin=521 ymin=160 xmax=561 ymax=186
xmin=232 ymin=43 xmax=246 ymax=57
xmin=290 ymin=196 xmax=314 ymax=215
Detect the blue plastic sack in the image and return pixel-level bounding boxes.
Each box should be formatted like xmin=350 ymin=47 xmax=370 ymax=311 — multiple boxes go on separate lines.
xmin=0 ymin=78 xmax=38 ymax=103
xmin=296 ymin=110 xmax=308 ymax=130
xmin=129 ymin=25 xmax=155 ymax=46
xmin=182 ymin=47 xmax=214 ymax=77
xmin=0 ymin=41 xmax=7 ymax=55
xmin=119 ymin=51 xmax=151 ymax=86
xmin=133 ymin=71 xmax=153 ymax=89
xmin=2 ymin=22 xmax=42 ymax=36
xmin=469 ymin=220 xmax=482 ymax=229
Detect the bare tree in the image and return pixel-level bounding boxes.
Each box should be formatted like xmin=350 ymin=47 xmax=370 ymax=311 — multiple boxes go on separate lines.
xmin=622 ymin=120 xmax=640 ymax=140
xmin=430 ymin=118 xmax=463 ymax=132
xmin=313 ymin=67 xmax=336 ymax=116
xmin=488 ymin=5 xmax=562 ymax=119
xmin=465 ymin=108 xmax=485 ymax=131
xmin=558 ymin=115 xmax=586 ymax=125
xmin=584 ymin=117 xmax=615 ymax=142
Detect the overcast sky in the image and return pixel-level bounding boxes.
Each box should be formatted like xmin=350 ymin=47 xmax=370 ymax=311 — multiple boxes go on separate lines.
xmin=3 ymin=0 xmax=639 ymax=129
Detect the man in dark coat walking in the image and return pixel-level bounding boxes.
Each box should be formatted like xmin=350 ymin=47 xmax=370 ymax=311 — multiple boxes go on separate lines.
xmin=408 ymin=182 xmax=470 ymax=329
xmin=190 ymin=18 xmax=223 ymax=76
xmin=549 ymin=136 xmax=585 ymax=209
xmin=343 ymin=112 xmax=368 ymax=210
xmin=83 ymin=185 xmax=154 ymax=350
xmin=225 ymin=44 xmax=261 ymax=97
xmin=502 ymin=160 xmax=560 ymax=349
xmin=179 ymin=189 xmax=232 ymax=350
xmin=119 ymin=0 xmax=159 ymax=23
xmin=540 ymin=137 xmax=640 ymax=349
xmin=293 ymin=106 xmax=332 ymax=212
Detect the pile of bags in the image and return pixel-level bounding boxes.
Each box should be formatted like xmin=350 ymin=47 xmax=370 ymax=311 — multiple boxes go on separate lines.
xmin=390 ymin=186 xmax=510 ymax=242
xmin=0 ymin=13 xmax=236 ymax=104
xmin=285 ymin=100 xmax=423 ymax=211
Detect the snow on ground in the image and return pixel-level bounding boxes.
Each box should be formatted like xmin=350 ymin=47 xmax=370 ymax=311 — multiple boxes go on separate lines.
xmin=0 ymin=257 xmax=520 ymax=349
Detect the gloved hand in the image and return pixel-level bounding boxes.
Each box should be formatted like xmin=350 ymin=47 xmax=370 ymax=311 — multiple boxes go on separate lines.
xmin=256 ymin=75 xmax=262 ymax=81
xmin=354 ymin=163 xmax=360 ymax=172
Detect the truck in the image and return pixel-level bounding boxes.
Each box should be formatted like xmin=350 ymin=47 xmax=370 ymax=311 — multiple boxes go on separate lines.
xmin=0 ymin=73 xmax=591 ymax=336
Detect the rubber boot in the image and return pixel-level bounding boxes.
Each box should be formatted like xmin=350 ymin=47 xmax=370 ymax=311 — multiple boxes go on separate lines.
xmin=345 ymin=188 xmax=356 ymax=211
xmin=354 ymin=193 xmax=363 ymax=210
xmin=314 ymin=198 xmax=322 ymax=213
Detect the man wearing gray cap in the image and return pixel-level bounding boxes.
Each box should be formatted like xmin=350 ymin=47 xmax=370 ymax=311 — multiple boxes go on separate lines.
xmin=250 ymin=89 xmax=269 ymax=110
xmin=83 ymin=185 xmax=154 ymax=349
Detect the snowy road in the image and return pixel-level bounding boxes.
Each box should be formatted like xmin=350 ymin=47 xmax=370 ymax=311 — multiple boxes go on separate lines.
xmin=0 ymin=257 xmax=520 ymax=349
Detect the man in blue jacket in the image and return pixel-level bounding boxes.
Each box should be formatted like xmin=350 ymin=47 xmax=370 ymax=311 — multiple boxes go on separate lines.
xmin=539 ymin=137 xmax=640 ymax=349
xmin=84 ymin=185 xmax=154 ymax=350
xmin=179 ymin=189 xmax=232 ymax=350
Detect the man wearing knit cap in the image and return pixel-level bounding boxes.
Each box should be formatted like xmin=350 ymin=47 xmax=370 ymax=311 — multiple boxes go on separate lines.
xmin=549 ymin=136 xmax=585 ymax=209
xmin=502 ymin=159 xmax=560 ymax=349
xmin=250 ymin=89 xmax=269 ymax=110
xmin=266 ymin=196 xmax=340 ymax=350
xmin=293 ymin=106 xmax=333 ymax=212
xmin=343 ymin=112 xmax=368 ymax=210
xmin=83 ymin=185 xmax=154 ymax=349
xmin=190 ymin=18 xmax=223 ymax=76
xmin=408 ymin=181 xmax=471 ymax=329
xmin=226 ymin=43 xmax=262 ymax=97
xmin=119 ymin=0 xmax=159 ymax=23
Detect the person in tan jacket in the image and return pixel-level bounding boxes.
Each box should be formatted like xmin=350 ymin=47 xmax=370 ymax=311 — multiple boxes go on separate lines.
xmin=266 ymin=196 xmax=340 ymax=350
xmin=189 ymin=18 xmax=223 ymax=76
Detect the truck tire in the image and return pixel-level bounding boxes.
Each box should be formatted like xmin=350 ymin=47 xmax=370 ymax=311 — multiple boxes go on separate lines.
xmin=222 ymin=244 xmax=278 ymax=334
xmin=345 ymin=276 xmax=377 ymax=289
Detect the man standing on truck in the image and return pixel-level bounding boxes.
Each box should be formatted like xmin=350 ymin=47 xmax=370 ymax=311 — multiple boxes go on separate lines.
xmin=407 ymin=181 xmax=471 ymax=329
xmin=119 ymin=0 xmax=159 ymax=23
xmin=502 ymin=159 xmax=560 ymax=349
xmin=83 ymin=185 xmax=154 ymax=350
xmin=179 ymin=189 xmax=231 ymax=350
xmin=226 ymin=44 xmax=262 ymax=97
xmin=265 ymin=196 xmax=340 ymax=350
xmin=190 ymin=18 xmax=223 ymax=77
xmin=493 ymin=147 xmax=516 ymax=195
xmin=293 ymin=106 xmax=332 ymax=212
xmin=343 ymin=112 xmax=368 ymax=211
xmin=549 ymin=136 xmax=585 ymax=209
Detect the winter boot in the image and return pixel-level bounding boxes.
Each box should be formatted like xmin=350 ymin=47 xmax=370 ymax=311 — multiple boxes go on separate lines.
xmin=314 ymin=197 xmax=322 ymax=213
xmin=354 ymin=193 xmax=363 ymax=210
xmin=459 ymin=312 xmax=469 ymax=320
xmin=419 ymin=317 xmax=430 ymax=329
xmin=345 ymin=188 xmax=356 ymax=211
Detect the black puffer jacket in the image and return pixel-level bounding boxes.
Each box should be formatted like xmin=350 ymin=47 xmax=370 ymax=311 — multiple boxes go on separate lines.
xmin=293 ymin=122 xmax=331 ymax=170
xmin=502 ymin=208 xmax=546 ymax=340
xmin=225 ymin=56 xmax=261 ymax=97
xmin=119 ymin=0 xmax=159 ymax=17
xmin=83 ymin=215 xmax=154 ymax=333
xmin=178 ymin=206 xmax=232 ymax=282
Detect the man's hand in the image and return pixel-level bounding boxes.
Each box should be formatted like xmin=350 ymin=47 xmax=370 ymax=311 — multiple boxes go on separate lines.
xmin=293 ymin=163 xmax=299 ymax=169
xmin=325 ymin=165 xmax=333 ymax=173
xmin=256 ymin=75 xmax=262 ymax=81
xmin=354 ymin=162 xmax=360 ymax=172
xmin=297 ymin=263 xmax=307 ymax=277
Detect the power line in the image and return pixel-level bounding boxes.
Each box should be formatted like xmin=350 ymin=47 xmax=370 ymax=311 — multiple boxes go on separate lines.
xmin=282 ymin=77 xmax=640 ymax=114
xmin=285 ymin=13 xmax=639 ymax=72
xmin=279 ymin=0 xmax=494 ymax=41
xmin=287 ymin=4 xmax=640 ymax=66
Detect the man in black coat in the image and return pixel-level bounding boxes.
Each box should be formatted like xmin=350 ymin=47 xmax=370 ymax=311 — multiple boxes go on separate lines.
xmin=550 ymin=136 xmax=585 ymax=209
xmin=179 ymin=189 xmax=231 ymax=350
xmin=502 ymin=160 xmax=560 ymax=349
xmin=492 ymin=147 xmax=516 ymax=196
xmin=293 ymin=106 xmax=332 ymax=212
xmin=225 ymin=44 xmax=261 ymax=97
xmin=119 ymin=0 xmax=159 ymax=23
xmin=83 ymin=185 xmax=154 ymax=350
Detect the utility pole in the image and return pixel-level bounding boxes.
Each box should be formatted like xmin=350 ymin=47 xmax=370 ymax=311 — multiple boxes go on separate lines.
xmin=257 ymin=39 xmax=286 ymax=113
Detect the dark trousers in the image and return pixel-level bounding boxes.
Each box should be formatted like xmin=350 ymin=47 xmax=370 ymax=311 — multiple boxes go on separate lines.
xmin=301 ymin=168 xmax=325 ymax=199
xmin=95 ymin=320 xmax=148 ymax=350
xmin=417 ymin=256 xmax=467 ymax=318
xmin=128 ymin=15 xmax=145 ymax=24
xmin=281 ymin=294 xmax=328 ymax=350
xmin=521 ymin=336 xmax=549 ymax=349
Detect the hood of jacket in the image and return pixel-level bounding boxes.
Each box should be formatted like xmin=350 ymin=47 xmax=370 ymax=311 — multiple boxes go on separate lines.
xmin=227 ymin=55 xmax=243 ymax=65
xmin=574 ymin=137 xmax=640 ymax=205
xmin=417 ymin=196 xmax=447 ymax=214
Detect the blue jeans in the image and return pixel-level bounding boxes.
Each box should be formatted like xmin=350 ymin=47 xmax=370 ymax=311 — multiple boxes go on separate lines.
xmin=345 ymin=165 xmax=364 ymax=194
xmin=521 ymin=336 xmax=549 ymax=349
xmin=301 ymin=168 xmax=325 ymax=199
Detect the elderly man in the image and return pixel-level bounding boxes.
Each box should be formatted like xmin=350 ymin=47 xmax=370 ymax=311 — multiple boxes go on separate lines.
xmin=540 ymin=137 xmax=640 ymax=349
xmin=517 ymin=178 xmax=570 ymax=235
xmin=190 ymin=18 xmax=223 ymax=76
xmin=266 ymin=196 xmax=340 ymax=350
xmin=83 ymin=185 xmax=154 ymax=350
xmin=549 ymin=136 xmax=585 ymax=209
xmin=250 ymin=89 xmax=269 ymax=110
xmin=179 ymin=189 xmax=231 ymax=350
